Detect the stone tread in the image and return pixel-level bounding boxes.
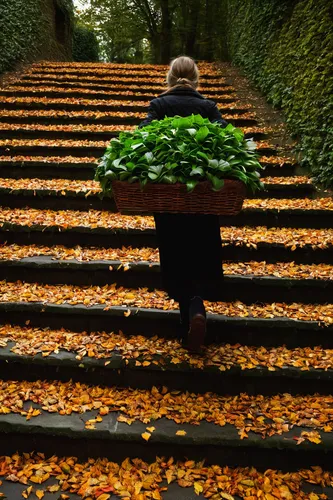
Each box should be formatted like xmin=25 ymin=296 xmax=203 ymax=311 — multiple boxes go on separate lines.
xmin=0 ymin=280 xmax=332 ymax=325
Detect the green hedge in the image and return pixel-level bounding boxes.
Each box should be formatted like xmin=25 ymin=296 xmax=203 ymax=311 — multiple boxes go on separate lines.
xmin=0 ymin=0 xmax=74 ymax=75
xmin=225 ymin=0 xmax=333 ymax=187
xmin=73 ymin=26 xmax=99 ymax=62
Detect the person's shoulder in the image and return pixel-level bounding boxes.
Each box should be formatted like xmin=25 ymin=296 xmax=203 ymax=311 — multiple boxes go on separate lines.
xmin=204 ymin=98 xmax=217 ymax=107
xmin=150 ymin=97 xmax=160 ymax=105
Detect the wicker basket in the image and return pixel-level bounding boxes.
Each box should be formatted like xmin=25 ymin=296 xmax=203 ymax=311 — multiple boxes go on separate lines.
xmin=112 ymin=179 xmax=246 ymax=215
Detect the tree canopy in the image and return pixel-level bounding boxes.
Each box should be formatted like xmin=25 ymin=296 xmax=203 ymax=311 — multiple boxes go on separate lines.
xmin=74 ymin=0 xmax=226 ymax=63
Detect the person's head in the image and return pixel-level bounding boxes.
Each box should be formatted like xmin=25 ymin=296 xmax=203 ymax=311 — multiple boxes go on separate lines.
xmin=166 ymin=56 xmax=199 ymax=90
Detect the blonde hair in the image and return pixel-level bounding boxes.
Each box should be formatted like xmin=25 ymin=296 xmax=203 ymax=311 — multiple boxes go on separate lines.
xmin=166 ymin=56 xmax=199 ymax=90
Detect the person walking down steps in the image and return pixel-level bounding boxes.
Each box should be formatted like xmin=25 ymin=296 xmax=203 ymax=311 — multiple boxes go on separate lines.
xmin=139 ymin=56 xmax=228 ymax=353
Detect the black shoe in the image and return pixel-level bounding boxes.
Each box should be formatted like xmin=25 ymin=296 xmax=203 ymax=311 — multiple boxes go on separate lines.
xmin=187 ymin=296 xmax=206 ymax=353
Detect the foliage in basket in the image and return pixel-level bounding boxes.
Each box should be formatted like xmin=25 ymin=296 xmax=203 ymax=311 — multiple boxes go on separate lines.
xmin=95 ymin=114 xmax=264 ymax=195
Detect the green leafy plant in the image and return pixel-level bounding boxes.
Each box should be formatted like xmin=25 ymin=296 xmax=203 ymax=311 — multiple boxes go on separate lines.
xmin=95 ymin=114 xmax=264 ymax=196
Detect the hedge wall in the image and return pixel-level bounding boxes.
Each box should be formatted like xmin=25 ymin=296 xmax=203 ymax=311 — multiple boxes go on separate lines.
xmin=0 ymin=0 xmax=74 ymax=75
xmin=73 ymin=26 xmax=99 ymax=62
xmin=225 ymin=0 xmax=333 ymax=186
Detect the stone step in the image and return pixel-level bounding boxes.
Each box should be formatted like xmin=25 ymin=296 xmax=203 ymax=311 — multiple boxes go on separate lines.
xmin=0 ymin=86 xmax=238 ymax=102
xmin=27 ymin=66 xmax=223 ymax=78
xmin=0 ymin=451 xmax=331 ymax=499
xmin=0 ymin=109 xmax=258 ymax=129
xmin=0 ymin=324 xmax=332 ymax=394
xmin=0 ymin=256 xmax=331 ymax=304
xmin=0 ymin=115 xmax=256 ymax=131
xmin=0 ymin=380 xmax=331 ymax=469
xmin=0 ymin=285 xmax=332 ymax=347
xmin=1 ymin=216 xmax=332 ymax=262
xmin=8 ymin=79 xmax=237 ymax=99
xmin=19 ymin=74 xmax=231 ymax=88
xmin=0 ymin=199 xmax=331 ymax=229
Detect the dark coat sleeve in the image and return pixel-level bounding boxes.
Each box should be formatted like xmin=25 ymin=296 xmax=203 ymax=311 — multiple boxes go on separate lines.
xmin=208 ymin=101 xmax=228 ymax=128
xmin=138 ymin=100 xmax=160 ymax=128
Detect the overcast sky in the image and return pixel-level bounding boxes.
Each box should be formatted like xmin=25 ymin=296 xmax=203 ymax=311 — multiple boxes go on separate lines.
xmin=73 ymin=0 xmax=91 ymax=9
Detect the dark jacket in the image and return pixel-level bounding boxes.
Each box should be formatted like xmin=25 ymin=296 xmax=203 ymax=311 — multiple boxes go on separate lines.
xmin=139 ymin=86 xmax=228 ymax=128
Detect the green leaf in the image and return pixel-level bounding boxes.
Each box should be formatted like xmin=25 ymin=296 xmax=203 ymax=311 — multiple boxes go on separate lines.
xmin=161 ymin=174 xmax=177 ymax=184
xmin=172 ymin=116 xmax=193 ymax=129
xmin=131 ymin=142 xmax=144 ymax=150
xmin=195 ymin=126 xmax=210 ymax=143
xmin=149 ymin=164 xmax=164 ymax=175
xmin=208 ymin=159 xmax=219 ymax=168
xmin=209 ymin=175 xmax=225 ymax=191
xmin=186 ymin=128 xmax=197 ymax=136
xmin=144 ymin=152 xmax=154 ymax=164
xmin=197 ymin=151 xmax=209 ymax=162
xmin=190 ymin=167 xmax=204 ymax=176
xmin=186 ymin=180 xmax=198 ymax=192
xmin=193 ymin=115 xmax=205 ymax=125
xmin=245 ymin=139 xmax=257 ymax=151
xmin=104 ymin=170 xmax=116 ymax=179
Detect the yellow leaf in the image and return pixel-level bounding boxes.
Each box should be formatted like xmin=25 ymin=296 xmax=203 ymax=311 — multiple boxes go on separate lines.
xmin=176 ymin=430 xmax=187 ymax=436
xmin=146 ymin=426 xmax=155 ymax=433
xmin=124 ymin=309 xmax=131 ymax=317
xmin=61 ymin=464 xmax=71 ymax=474
xmin=36 ymin=491 xmax=44 ymax=499
xmin=47 ymin=485 xmax=60 ymax=492
xmin=22 ymin=485 xmax=33 ymax=498
xmin=141 ymin=432 xmax=151 ymax=441
xmin=240 ymin=479 xmax=254 ymax=486
xmin=165 ymin=470 xmax=174 ymax=485
xmin=96 ymin=495 xmax=111 ymax=500
xmin=221 ymin=493 xmax=235 ymax=500
xmin=194 ymin=482 xmax=203 ymax=495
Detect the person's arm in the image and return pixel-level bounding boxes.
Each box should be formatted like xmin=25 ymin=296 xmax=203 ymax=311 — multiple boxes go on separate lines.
xmin=138 ymin=100 xmax=160 ymax=128
xmin=208 ymin=101 xmax=228 ymax=128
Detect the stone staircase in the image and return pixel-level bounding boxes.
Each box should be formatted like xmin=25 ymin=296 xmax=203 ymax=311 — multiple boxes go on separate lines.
xmin=0 ymin=61 xmax=332 ymax=499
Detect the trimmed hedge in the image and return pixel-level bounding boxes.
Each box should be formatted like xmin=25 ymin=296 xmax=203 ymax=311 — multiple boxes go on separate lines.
xmin=0 ymin=0 xmax=74 ymax=75
xmin=73 ymin=26 xmax=99 ymax=62
xmin=225 ymin=0 xmax=333 ymax=187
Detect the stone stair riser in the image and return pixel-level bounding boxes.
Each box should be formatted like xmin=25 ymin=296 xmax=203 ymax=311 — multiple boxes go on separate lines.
xmin=0 ymin=416 xmax=332 ymax=470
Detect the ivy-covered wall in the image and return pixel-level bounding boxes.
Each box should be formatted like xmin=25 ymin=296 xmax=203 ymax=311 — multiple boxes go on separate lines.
xmin=0 ymin=0 xmax=74 ymax=75
xmin=224 ymin=0 xmax=333 ymax=186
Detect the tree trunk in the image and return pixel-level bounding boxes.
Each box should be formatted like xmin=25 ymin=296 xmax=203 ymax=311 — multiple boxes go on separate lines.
xmin=201 ymin=0 xmax=214 ymax=60
xmin=160 ymin=0 xmax=172 ymax=63
xmin=185 ymin=0 xmax=200 ymax=57
xmin=150 ymin=33 xmax=161 ymax=63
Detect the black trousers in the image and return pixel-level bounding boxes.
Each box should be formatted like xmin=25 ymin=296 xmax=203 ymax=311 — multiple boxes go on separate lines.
xmin=154 ymin=213 xmax=223 ymax=326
